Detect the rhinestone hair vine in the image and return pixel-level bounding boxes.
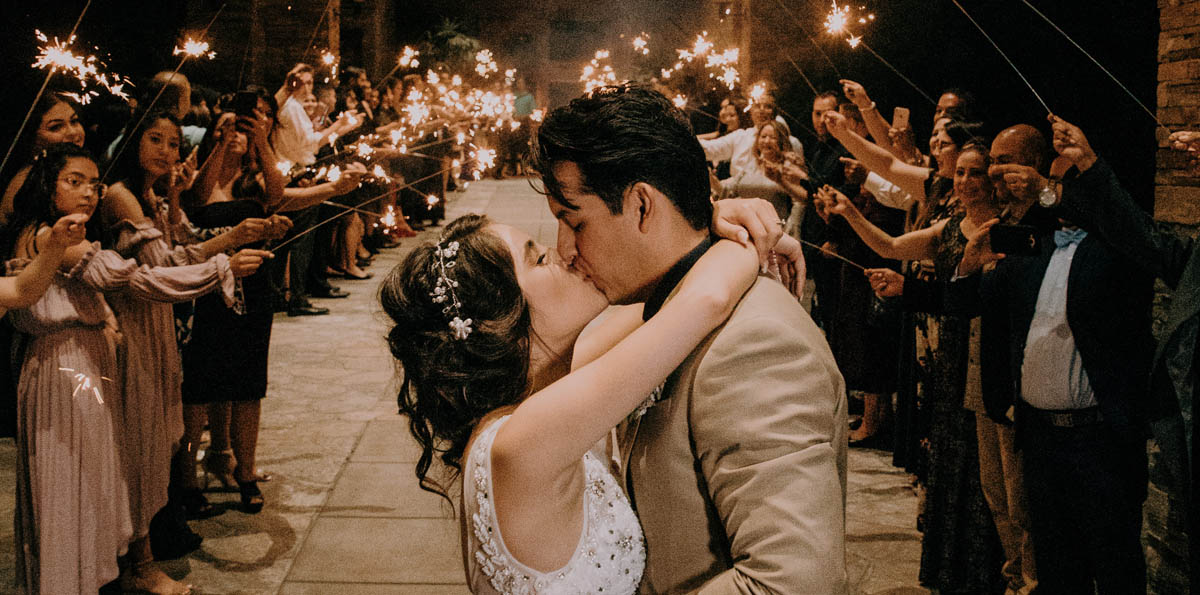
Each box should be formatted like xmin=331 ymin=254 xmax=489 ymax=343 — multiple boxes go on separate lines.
xmin=430 ymin=239 xmax=473 ymax=340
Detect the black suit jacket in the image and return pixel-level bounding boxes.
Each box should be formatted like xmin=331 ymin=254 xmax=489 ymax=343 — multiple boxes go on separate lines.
xmin=972 ymin=217 xmax=1155 ymax=443
xmin=1056 ymin=158 xmax=1195 ymax=484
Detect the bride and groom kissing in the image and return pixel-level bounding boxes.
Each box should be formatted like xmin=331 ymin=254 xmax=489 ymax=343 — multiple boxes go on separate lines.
xmin=382 ymin=84 xmax=849 ymax=594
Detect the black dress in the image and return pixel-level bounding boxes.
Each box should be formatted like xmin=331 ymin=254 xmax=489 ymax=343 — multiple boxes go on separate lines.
xmin=180 ymin=199 xmax=272 ymax=403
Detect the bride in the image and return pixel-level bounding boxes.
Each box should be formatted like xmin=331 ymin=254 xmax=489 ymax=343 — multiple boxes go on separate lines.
xmin=380 ymin=200 xmax=796 ymax=593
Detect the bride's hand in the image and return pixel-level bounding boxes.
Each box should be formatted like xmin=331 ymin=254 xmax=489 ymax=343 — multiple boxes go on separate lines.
xmin=772 ymin=234 xmax=807 ymax=298
xmin=711 ymin=197 xmax=782 ymax=269
xmin=678 ymin=239 xmax=759 ymax=318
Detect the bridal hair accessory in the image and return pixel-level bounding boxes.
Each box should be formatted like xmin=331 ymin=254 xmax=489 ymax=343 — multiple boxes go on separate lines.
xmin=430 ymin=239 xmax=473 ymax=340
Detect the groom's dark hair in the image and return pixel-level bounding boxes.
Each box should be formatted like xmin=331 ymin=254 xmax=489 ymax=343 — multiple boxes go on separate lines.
xmin=533 ymin=84 xmax=712 ymax=231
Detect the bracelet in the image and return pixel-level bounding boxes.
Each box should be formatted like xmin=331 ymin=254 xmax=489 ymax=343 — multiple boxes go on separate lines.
xmin=862 ymin=101 xmax=877 ymax=112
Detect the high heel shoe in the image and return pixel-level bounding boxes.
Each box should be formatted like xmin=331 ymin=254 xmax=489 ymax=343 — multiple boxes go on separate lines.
xmin=237 ymin=479 xmax=264 ymax=514
xmin=181 ymin=488 xmax=218 ymax=520
xmin=201 ymin=449 xmax=237 ymax=492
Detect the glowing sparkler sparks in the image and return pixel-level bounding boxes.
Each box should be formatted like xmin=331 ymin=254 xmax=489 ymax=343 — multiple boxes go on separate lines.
xmin=475 ymin=49 xmax=498 ymax=77
xmin=691 ymin=33 xmax=714 ymax=58
xmin=398 ymin=46 xmax=419 ymax=69
xmin=327 ymin=164 xmax=342 ymax=183
xmin=426 ymin=70 xmax=440 ymax=85
xmin=633 ymin=34 xmax=649 ymax=55
xmin=847 ymin=35 xmax=862 ymax=48
xmin=59 ymin=367 xmax=108 ymax=404
xmin=749 ymin=82 xmax=768 ymax=105
xmin=530 ymin=109 xmax=544 ymax=123
xmin=321 ymin=51 xmax=336 ymax=66
xmin=456 ymin=131 xmax=466 ymax=145
xmin=426 ymin=194 xmax=440 ymax=206
xmin=356 ymin=143 xmax=375 ymax=158
xmin=275 ymin=160 xmax=293 ymax=175
xmin=390 ymin=129 xmax=404 ymax=145
xmin=824 ymin=2 xmax=851 ymax=35
xmin=32 ymin=31 xmax=133 ymax=104
xmin=672 ymin=94 xmax=688 ymax=109
xmin=451 ymin=74 xmax=463 ymax=87
xmin=378 ymin=204 xmax=398 ymax=232
xmin=173 ymin=38 xmax=216 ymax=60
xmin=581 ymin=50 xmax=618 ymax=92
xmin=504 ymin=68 xmax=517 ymax=85
xmin=371 ymin=164 xmax=389 ymax=182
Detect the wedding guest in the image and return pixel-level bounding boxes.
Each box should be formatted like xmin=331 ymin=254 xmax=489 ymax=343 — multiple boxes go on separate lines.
xmin=823 ymin=142 xmax=1006 ymax=593
xmin=181 ymin=105 xmax=292 ymax=516
xmin=1 ymin=93 xmax=86 ymax=224
xmin=716 ymin=119 xmax=794 ymax=219
xmin=102 ymin=112 xmax=275 ymax=591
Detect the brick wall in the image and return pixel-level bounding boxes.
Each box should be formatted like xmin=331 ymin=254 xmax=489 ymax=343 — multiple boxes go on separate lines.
xmin=1151 ymin=1 xmax=1196 ymax=593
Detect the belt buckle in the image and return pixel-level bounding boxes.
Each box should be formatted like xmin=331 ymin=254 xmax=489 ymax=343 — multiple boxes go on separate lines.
xmin=1048 ymin=411 xmax=1075 ymax=427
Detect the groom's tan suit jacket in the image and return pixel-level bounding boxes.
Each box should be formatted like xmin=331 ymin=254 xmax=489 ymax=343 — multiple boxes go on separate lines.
xmin=620 ymin=275 xmax=849 ymax=594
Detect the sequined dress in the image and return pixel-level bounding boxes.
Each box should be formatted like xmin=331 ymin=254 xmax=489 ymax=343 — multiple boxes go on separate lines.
xmin=463 ymin=416 xmax=646 ymax=594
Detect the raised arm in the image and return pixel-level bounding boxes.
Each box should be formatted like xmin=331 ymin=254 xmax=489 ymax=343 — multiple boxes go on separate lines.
xmin=1051 ymin=116 xmax=1195 ymax=288
xmin=840 ymin=79 xmax=897 ymax=152
xmin=491 ymin=239 xmax=758 ymax=481
xmin=821 ymin=185 xmax=943 ymax=261
xmin=698 ymin=129 xmax=742 ymax=165
xmin=823 ymin=110 xmax=930 ymax=201
xmin=270 ymin=162 xmax=365 ymax=212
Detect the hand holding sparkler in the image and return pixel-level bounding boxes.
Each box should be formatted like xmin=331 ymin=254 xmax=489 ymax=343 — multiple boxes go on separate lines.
xmin=1169 ymin=130 xmax=1200 ymax=176
xmin=230 ymin=249 xmax=274 ymax=278
xmin=47 ymin=213 xmax=90 ymax=251
xmin=990 ymin=163 xmax=1046 ymax=203
xmin=331 ymin=162 xmax=368 ymax=194
xmin=839 ymin=79 xmax=874 ymax=111
xmin=864 ymin=267 xmax=904 ymax=298
xmin=1048 ymin=115 xmax=1098 ymax=172
xmin=839 ymin=157 xmax=868 ymax=186
xmin=817 ymin=184 xmax=856 ymax=222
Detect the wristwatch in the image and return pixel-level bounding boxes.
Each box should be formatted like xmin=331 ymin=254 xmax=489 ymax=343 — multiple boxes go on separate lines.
xmin=1038 ymin=177 xmax=1060 ymax=208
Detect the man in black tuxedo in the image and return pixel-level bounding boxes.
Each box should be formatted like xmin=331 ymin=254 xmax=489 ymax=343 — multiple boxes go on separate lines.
xmin=953 ymin=138 xmax=1157 ymax=593
xmin=1039 ymin=116 xmax=1195 ymax=594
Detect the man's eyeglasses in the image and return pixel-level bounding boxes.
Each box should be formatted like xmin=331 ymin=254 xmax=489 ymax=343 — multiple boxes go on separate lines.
xmin=57 ymin=174 xmax=107 ymax=198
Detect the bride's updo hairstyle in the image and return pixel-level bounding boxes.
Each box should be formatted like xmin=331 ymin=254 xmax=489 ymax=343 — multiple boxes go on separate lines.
xmin=380 ymin=214 xmax=532 ymax=501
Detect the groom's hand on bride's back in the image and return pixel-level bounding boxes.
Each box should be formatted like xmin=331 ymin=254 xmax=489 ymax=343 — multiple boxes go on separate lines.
xmin=712 ymin=197 xmax=782 ymax=266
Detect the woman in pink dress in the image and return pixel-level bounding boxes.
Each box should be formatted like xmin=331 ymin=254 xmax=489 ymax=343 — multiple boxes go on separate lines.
xmin=1 ymin=142 xmax=268 ymax=594
xmin=102 ymin=111 xmax=279 ymax=594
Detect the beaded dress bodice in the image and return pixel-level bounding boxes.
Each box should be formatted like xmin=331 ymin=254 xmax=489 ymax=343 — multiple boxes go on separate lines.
xmin=463 ymin=416 xmax=645 ymax=594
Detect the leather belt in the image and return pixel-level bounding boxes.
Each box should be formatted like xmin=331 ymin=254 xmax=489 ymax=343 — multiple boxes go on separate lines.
xmin=1022 ymin=404 xmax=1103 ymax=428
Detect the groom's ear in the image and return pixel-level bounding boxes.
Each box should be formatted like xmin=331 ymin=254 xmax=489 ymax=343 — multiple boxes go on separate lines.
xmin=628 ymin=182 xmax=656 ymax=234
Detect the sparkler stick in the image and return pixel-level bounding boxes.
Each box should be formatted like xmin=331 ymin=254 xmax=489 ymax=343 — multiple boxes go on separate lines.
xmin=1016 ymin=0 xmax=1167 ymax=132
xmin=859 ymin=40 xmax=936 ymax=106
xmin=101 ymin=3 xmax=227 ymax=183
xmin=0 ymin=0 xmax=93 ymax=178
xmin=271 ymin=167 xmax=451 ymax=251
xmin=948 ymin=0 xmax=1051 ymax=114
xmin=300 ymin=0 xmax=337 ymax=62
xmin=769 ymin=0 xmax=842 ymax=77
xmin=798 ymin=238 xmax=866 ymax=270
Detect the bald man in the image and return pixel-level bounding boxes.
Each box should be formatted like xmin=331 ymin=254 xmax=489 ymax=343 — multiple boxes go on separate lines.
xmin=989 ymin=125 xmax=1059 ymax=232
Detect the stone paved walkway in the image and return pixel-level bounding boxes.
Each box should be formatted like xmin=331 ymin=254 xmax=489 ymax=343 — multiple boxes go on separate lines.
xmin=0 ymin=179 xmax=926 ymax=594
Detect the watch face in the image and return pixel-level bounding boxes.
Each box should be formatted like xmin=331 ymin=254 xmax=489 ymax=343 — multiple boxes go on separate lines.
xmin=1038 ymin=186 xmax=1057 ymax=207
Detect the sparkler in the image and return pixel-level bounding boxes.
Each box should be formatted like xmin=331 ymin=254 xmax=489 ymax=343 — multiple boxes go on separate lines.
xmin=173 ymin=38 xmax=216 ymax=60
xmin=633 ymin=34 xmax=649 ymax=56
xmin=823 ymin=2 xmax=850 ymax=35
xmin=672 ymin=94 xmax=688 ymax=109
xmin=948 ymin=0 xmax=1051 ymax=114
xmin=102 ymin=2 xmax=227 ymax=183
xmin=1016 ymin=0 xmax=1167 ymax=131
xmin=475 ymin=49 xmax=498 ymax=78
xmin=2 ymin=0 xmax=93 ymax=178
xmin=320 ymin=50 xmax=339 ymax=83
xmin=581 ymin=50 xmax=618 ymax=93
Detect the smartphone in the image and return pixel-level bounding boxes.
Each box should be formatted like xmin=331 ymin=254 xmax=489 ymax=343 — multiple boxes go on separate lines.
xmin=233 ymin=91 xmax=258 ymax=119
xmin=892 ymin=106 xmax=910 ymax=130
xmin=989 ymin=224 xmax=1040 ymax=256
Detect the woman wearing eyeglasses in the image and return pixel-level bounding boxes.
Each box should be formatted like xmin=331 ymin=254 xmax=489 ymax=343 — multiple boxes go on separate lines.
xmin=0 ymin=142 xmax=273 ymax=594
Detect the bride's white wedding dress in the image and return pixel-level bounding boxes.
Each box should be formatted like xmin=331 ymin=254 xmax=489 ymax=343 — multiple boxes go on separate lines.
xmin=464 ymin=415 xmax=646 ymax=594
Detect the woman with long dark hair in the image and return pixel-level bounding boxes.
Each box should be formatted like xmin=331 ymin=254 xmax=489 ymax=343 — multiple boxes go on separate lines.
xmin=101 ymin=112 xmax=279 ymax=593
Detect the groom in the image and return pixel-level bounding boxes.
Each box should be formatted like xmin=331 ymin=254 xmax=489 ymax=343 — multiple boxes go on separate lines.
xmin=535 ymin=84 xmax=849 ymax=593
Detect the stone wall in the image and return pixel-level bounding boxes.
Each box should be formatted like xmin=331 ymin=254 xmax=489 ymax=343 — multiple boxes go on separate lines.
xmin=1151 ymin=1 xmax=1196 ymax=593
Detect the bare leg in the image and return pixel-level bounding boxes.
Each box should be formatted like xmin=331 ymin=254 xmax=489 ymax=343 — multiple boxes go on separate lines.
xmin=120 ymin=536 xmax=192 ymax=594
xmin=230 ymin=400 xmax=262 ymax=484
xmin=341 ymin=216 xmax=369 ymax=278
xmin=202 ymin=402 xmax=235 ymax=490
xmin=849 ymin=392 xmax=887 ymax=442
xmin=179 ymin=404 xmax=207 ymax=491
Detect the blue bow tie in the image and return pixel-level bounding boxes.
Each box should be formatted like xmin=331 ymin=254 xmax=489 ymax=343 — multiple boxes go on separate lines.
xmin=1054 ymin=228 xmax=1087 ymax=248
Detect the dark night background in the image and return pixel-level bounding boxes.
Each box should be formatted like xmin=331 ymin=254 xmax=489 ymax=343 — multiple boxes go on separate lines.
xmin=0 ymin=0 xmax=1159 ymax=203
